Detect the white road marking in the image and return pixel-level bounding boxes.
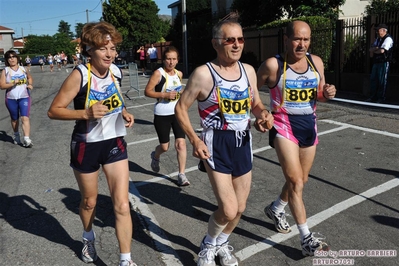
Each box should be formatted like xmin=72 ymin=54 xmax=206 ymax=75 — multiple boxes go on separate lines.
xmin=128 ymin=181 xmax=184 ymax=265
xmin=126 ymin=102 xmax=155 ymax=109
xmin=331 ymin=97 xmax=399 ymax=110
xmin=320 ymin=119 xmax=399 ymax=138
xmin=235 ymin=178 xmax=399 ymax=261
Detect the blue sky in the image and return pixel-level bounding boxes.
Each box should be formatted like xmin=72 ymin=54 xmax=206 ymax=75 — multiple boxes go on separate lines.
xmin=0 ymin=0 xmax=172 ymax=38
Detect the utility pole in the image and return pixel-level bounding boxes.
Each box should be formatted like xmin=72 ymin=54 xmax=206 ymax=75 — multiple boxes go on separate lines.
xmin=182 ymin=0 xmax=188 ymax=76
xmin=86 ymin=9 xmax=89 ymax=23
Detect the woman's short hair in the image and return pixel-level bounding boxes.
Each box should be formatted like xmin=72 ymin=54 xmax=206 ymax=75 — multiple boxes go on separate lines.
xmin=80 ymin=21 xmax=122 ymax=57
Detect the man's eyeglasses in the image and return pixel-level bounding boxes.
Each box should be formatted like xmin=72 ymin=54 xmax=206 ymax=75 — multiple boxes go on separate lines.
xmin=7 ymin=55 xmax=17 ymax=59
xmin=215 ymin=37 xmax=245 ymax=45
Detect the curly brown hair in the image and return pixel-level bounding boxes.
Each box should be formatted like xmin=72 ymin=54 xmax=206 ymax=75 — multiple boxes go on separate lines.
xmin=80 ymin=21 xmax=122 ymax=57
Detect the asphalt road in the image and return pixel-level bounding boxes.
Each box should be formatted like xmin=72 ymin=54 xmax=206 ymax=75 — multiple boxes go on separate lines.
xmin=0 ymin=65 xmax=398 ymax=266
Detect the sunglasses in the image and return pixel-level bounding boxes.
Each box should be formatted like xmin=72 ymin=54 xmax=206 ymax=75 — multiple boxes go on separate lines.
xmin=7 ymin=55 xmax=17 ymax=59
xmin=216 ymin=37 xmax=245 ymax=45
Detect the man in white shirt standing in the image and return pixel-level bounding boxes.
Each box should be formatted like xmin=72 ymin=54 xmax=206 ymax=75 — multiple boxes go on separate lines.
xmin=147 ymin=44 xmax=158 ymax=73
xmin=368 ymin=23 xmax=394 ymax=103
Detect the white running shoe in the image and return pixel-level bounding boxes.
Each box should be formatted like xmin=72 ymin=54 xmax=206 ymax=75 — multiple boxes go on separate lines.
xmin=81 ymin=237 xmax=97 ymax=263
xmin=197 ymin=238 xmax=217 ymax=266
xmin=23 ymin=137 xmax=33 ymax=148
xmin=177 ymin=173 xmax=190 ymax=186
xmin=264 ymin=201 xmax=291 ymax=233
xmin=301 ymin=232 xmax=329 ymax=256
xmin=217 ymin=241 xmax=238 ymax=266
xmin=119 ymin=259 xmax=138 ymax=266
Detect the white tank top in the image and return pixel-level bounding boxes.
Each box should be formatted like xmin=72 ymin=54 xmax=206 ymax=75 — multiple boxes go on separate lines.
xmin=4 ymin=66 xmax=30 ymax=99
xmin=72 ymin=64 xmax=126 ymax=143
xmin=153 ymin=67 xmax=183 ymax=116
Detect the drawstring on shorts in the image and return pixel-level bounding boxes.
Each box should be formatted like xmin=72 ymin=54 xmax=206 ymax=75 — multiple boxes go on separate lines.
xmin=235 ymin=130 xmax=246 ymax=147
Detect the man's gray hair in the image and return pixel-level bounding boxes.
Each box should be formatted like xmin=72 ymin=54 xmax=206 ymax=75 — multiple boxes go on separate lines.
xmin=212 ymin=20 xmax=242 ymax=39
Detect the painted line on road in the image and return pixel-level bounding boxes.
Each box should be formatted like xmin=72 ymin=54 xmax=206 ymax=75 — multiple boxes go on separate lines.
xmin=235 ymin=177 xmax=399 ymax=261
xmin=320 ymin=119 xmax=399 ymax=138
xmin=128 ymin=181 xmax=184 ymax=266
xmin=126 ymin=102 xmax=155 ymax=109
xmin=331 ymin=97 xmax=399 ymax=110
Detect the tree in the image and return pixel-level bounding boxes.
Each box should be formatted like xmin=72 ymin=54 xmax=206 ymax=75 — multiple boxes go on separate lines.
xmin=231 ymin=0 xmax=345 ymax=27
xmin=22 ymin=35 xmax=55 ymax=55
xmin=52 ymin=33 xmax=76 ymax=56
xmin=75 ymin=23 xmax=85 ymax=38
xmin=284 ymin=0 xmax=345 ymax=20
xmin=365 ymin=0 xmax=399 ymax=15
xmin=22 ymin=33 xmax=75 ymax=58
xmin=102 ymin=0 xmax=170 ymax=50
xmin=231 ymin=0 xmax=283 ymax=27
xmin=58 ymin=20 xmax=74 ymax=38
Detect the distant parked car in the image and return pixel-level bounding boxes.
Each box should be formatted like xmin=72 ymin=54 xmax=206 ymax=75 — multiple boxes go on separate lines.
xmin=31 ymin=55 xmax=46 ymax=65
xmin=0 ymin=56 xmax=5 ymax=71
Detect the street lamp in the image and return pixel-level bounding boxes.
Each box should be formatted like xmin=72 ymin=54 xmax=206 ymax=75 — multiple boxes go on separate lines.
xmin=182 ymin=0 xmax=188 ymax=76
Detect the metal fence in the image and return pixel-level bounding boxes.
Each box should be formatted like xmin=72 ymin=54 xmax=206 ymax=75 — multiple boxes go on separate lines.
xmin=124 ymin=62 xmax=144 ymax=100
xmin=240 ymin=12 xmax=399 ymax=76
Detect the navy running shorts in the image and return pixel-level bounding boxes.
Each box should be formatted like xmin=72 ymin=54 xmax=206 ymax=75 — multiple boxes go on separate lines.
xmin=70 ymin=137 xmax=128 ymax=173
xmin=203 ymin=129 xmax=252 ymax=176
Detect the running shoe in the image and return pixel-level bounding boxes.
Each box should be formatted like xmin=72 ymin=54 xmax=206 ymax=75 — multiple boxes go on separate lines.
xmin=264 ymin=201 xmax=291 ymax=233
xmin=23 ymin=137 xmax=33 ymax=148
xmin=150 ymin=151 xmax=160 ymax=172
xmin=197 ymin=238 xmax=217 ymax=266
xmin=81 ymin=237 xmax=97 ymax=263
xmin=217 ymin=241 xmax=238 ymax=266
xmin=13 ymin=134 xmax=21 ymax=145
xmin=301 ymin=232 xmax=329 ymax=256
xmin=119 ymin=259 xmax=138 ymax=266
xmin=177 ymin=173 xmax=190 ymax=186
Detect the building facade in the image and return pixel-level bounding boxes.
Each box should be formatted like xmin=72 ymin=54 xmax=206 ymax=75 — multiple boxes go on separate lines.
xmin=0 ymin=25 xmax=15 ymax=55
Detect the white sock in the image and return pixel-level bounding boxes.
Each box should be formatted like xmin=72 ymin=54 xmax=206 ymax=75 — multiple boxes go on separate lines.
xmin=204 ymin=234 xmax=217 ymax=246
xmin=216 ymin=232 xmax=230 ymax=246
xmin=271 ymin=196 xmax=288 ymax=213
xmin=82 ymin=229 xmax=94 ymax=240
xmin=120 ymin=252 xmax=131 ymax=262
xmin=297 ymin=223 xmax=310 ymax=241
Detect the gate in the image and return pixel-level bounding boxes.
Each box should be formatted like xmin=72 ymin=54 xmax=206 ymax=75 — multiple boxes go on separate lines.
xmin=124 ymin=62 xmax=145 ymax=100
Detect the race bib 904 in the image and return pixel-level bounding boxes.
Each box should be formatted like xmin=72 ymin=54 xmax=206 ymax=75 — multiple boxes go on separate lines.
xmin=221 ymin=98 xmax=249 ymax=114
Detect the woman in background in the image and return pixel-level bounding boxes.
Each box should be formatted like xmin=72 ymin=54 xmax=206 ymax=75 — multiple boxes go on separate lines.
xmin=0 ymin=50 xmax=34 ymax=147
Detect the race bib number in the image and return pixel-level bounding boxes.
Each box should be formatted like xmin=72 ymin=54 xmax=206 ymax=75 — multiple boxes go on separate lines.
xmin=88 ymin=92 xmax=123 ymax=115
xmin=169 ymin=92 xmax=181 ymax=102
xmin=221 ymin=98 xmax=249 ymax=115
xmin=218 ymin=86 xmax=251 ymax=122
xmin=285 ymin=88 xmax=316 ymax=102
xmin=166 ymin=85 xmax=182 ymax=102
xmin=102 ymin=94 xmax=123 ymax=112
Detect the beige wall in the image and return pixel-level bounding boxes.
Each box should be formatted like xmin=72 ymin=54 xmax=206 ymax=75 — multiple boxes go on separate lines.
xmin=0 ymin=33 xmax=14 ymax=54
xmin=339 ymin=0 xmax=370 ymax=19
